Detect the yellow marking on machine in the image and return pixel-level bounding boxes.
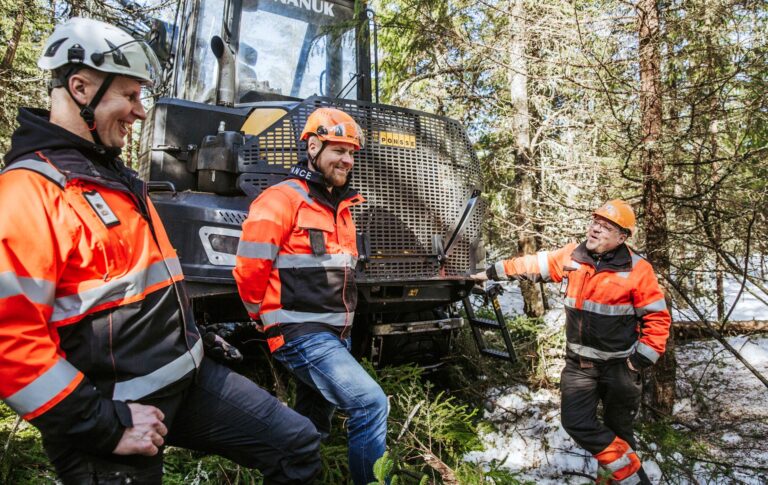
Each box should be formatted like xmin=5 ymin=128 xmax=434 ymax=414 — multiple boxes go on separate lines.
xmin=378 ymin=131 xmax=416 ymax=149
xmin=241 ymin=108 xmax=288 ymax=136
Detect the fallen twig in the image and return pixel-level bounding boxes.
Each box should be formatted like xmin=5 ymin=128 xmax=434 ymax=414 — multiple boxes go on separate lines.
xmin=397 ymin=400 xmax=424 ymax=441
xmin=0 ymin=416 xmax=22 ymax=471
xmin=421 ymin=451 xmax=458 ymax=485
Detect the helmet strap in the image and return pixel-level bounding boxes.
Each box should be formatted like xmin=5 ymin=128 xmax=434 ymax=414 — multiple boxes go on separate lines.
xmin=64 ymin=72 xmax=116 ymax=146
xmin=307 ymin=140 xmax=327 ymax=171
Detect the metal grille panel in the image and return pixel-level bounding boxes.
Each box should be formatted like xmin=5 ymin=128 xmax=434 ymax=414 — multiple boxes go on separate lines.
xmin=219 ymin=209 xmax=248 ymax=225
xmin=239 ymin=97 xmax=484 ymax=280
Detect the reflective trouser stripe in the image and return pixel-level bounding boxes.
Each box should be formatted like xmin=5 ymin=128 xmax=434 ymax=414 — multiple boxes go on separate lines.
xmin=274 ymin=253 xmax=357 ymax=269
xmin=567 ymin=342 xmax=636 ymax=360
xmin=237 ymin=241 xmax=279 ymax=260
xmin=51 ymin=257 xmax=183 ymax=323
xmin=605 ymin=453 xmax=632 ymax=472
xmin=261 ymin=309 xmax=353 ymax=327
xmin=616 ymin=472 xmax=640 ymax=485
xmin=4 ymin=358 xmax=81 ymax=416
xmin=0 ymin=272 xmax=55 ymax=305
xmin=112 ymin=338 xmax=203 ymax=401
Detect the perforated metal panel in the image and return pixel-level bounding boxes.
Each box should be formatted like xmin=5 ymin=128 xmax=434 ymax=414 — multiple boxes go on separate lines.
xmin=238 ymin=97 xmax=484 ymax=280
xmin=218 ymin=210 xmax=247 ymax=226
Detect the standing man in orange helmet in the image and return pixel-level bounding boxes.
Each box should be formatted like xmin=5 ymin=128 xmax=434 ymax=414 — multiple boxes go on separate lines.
xmin=234 ymin=107 xmax=388 ymax=485
xmin=474 ymin=200 xmax=670 ymax=484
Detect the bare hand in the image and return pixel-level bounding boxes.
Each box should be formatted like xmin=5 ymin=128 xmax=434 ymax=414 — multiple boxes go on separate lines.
xmin=112 ymin=403 xmax=168 ymax=456
xmin=470 ymin=271 xmax=488 ymax=281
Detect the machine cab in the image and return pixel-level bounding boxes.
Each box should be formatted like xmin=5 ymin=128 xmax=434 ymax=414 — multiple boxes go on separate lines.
xmin=138 ymin=0 xmax=507 ymax=366
xmin=167 ymin=0 xmax=370 ymax=105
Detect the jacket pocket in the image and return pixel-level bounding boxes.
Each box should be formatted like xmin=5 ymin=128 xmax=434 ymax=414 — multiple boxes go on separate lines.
xmin=296 ymin=206 xmax=335 ymax=255
xmin=63 ymin=186 xmax=127 ymax=280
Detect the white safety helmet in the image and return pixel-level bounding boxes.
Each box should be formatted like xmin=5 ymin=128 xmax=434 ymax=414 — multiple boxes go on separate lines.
xmin=38 ymin=17 xmax=162 ymax=146
xmin=38 ymin=16 xmax=161 ymax=87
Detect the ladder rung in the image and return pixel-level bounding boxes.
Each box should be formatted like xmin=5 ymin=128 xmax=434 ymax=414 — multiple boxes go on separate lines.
xmin=469 ymin=317 xmax=503 ymax=329
xmin=481 ymin=348 xmax=511 ymax=359
xmin=463 ymin=295 xmax=517 ymax=363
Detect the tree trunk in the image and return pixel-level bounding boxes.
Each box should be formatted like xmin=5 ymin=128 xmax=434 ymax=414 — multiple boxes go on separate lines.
xmin=637 ymin=0 xmax=675 ymax=414
xmin=508 ymin=0 xmax=545 ymax=317
xmin=0 ymin=3 xmax=27 ymax=106
xmin=712 ymin=124 xmax=724 ymax=321
xmin=704 ymin=10 xmax=725 ymax=322
xmin=0 ymin=5 xmax=25 ymax=72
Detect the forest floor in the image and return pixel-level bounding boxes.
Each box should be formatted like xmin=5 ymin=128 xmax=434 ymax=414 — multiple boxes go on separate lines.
xmin=464 ymin=283 xmax=768 ymax=484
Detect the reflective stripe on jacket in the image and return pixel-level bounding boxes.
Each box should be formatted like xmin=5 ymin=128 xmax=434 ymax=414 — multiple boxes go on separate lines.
xmin=0 ymin=140 xmax=201 ymax=453
xmin=497 ymin=241 xmax=670 ymax=368
xmin=234 ymin=175 xmax=364 ymax=352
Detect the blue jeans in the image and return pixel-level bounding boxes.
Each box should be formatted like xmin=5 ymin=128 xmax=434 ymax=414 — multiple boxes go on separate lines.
xmin=273 ymin=331 xmax=388 ymax=485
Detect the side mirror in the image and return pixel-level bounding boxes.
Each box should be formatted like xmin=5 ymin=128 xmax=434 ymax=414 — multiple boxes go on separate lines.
xmin=147 ymin=19 xmax=174 ymax=65
xmin=211 ymin=35 xmax=236 ymax=106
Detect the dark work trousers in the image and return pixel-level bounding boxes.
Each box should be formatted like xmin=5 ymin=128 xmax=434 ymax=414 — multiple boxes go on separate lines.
xmin=43 ymin=357 xmax=321 ymax=485
xmin=560 ymin=356 xmax=642 ymax=455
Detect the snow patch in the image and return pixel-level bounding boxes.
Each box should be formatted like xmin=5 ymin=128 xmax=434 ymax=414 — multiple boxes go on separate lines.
xmin=672 ymin=397 xmax=692 ymax=415
xmin=464 ymin=385 xmax=597 ymax=483
xmin=466 ymin=293 xmax=768 ymax=483
xmin=729 ymin=335 xmax=768 ymax=367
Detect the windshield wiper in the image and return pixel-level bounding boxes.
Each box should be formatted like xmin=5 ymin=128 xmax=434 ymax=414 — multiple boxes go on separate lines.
xmin=335 ymin=72 xmax=363 ymax=99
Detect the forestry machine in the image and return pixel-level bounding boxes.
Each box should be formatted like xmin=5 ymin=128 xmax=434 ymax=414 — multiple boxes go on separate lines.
xmin=135 ymin=0 xmax=517 ymax=366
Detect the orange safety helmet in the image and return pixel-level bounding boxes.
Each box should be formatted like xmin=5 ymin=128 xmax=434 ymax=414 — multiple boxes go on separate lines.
xmin=300 ymin=107 xmax=365 ymax=150
xmin=593 ymin=199 xmax=636 ymax=236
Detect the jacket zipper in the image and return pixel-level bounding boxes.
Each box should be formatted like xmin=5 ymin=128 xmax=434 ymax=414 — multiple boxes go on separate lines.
xmin=82 ymin=172 xmax=197 ymax=360
xmin=338 ymin=206 xmax=351 ymax=340
xmin=577 ymin=269 xmax=591 ymax=347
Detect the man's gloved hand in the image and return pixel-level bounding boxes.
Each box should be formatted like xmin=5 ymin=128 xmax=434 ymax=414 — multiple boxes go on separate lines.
xmin=470 ymin=270 xmax=488 ymax=281
xmin=484 ymin=263 xmax=503 ymax=281
xmin=202 ymin=331 xmax=244 ymax=363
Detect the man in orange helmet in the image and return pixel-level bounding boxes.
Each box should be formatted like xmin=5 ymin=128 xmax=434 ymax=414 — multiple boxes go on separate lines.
xmin=475 ymin=200 xmax=670 ymax=484
xmin=234 ymin=107 xmax=388 ymax=485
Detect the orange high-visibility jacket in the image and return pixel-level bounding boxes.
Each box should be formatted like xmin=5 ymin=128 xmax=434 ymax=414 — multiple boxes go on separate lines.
xmin=234 ymin=170 xmax=364 ymax=352
xmin=491 ymin=242 xmax=670 ymax=368
xmin=0 ymin=109 xmax=201 ymax=453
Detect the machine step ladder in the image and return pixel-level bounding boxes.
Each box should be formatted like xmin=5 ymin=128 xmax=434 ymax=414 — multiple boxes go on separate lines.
xmin=462 ymin=283 xmax=518 ymax=363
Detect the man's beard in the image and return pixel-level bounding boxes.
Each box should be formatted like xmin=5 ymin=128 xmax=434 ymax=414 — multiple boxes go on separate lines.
xmin=319 ymin=164 xmax=349 ymax=187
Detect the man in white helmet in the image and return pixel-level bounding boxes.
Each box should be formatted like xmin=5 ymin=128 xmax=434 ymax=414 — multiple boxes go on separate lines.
xmin=0 ymin=17 xmax=320 ymax=484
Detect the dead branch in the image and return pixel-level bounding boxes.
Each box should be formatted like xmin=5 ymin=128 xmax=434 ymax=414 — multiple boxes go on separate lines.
xmin=662 ymin=272 xmax=768 ymax=390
